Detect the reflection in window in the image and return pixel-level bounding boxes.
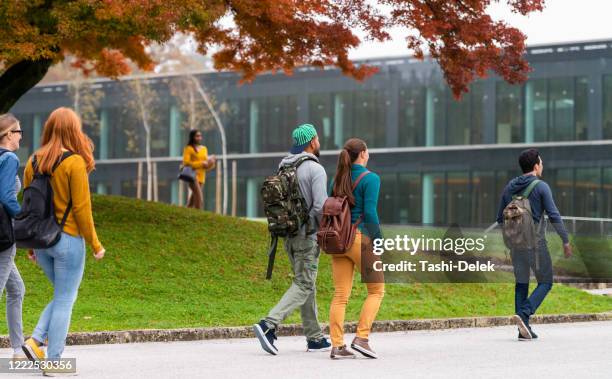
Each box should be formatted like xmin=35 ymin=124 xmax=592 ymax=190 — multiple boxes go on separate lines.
xmin=552 ymin=168 xmax=574 ymax=217
xmin=575 ymin=77 xmax=589 ymax=141
xmin=217 ymin=99 xmax=250 ymax=154
xmin=524 ymin=76 xmax=588 ymax=142
xmin=400 ymin=173 xmax=422 ymax=224
xmin=308 ymin=93 xmax=340 ymax=150
xmin=575 ymin=168 xmax=601 ymax=218
xmin=548 ymin=77 xmax=575 ymax=141
xmin=251 ymin=96 xmax=297 ymax=153
xmin=604 ymin=76 xmax=612 ymax=139
xmin=446 ymin=172 xmax=470 ymax=226
xmin=398 ymin=86 xmax=425 ymax=147
xmin=431 ymin=85 xmax=446 ymax=146
xmin=526 ymin=79 xmax=547 ymax=142
xmin=604 ymin=169 xmax=612 ymax=219
xmin=471 ymin=171 xmax=495 ymax=226
xmin=496 ymin=82 xmax=523 ymax=143
xmin=308 ymin=90 xmax=387 ymax=149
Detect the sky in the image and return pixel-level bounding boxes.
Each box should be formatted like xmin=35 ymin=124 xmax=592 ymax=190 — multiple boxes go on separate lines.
xmin=349 ymin=0 xmax=612 ymax=59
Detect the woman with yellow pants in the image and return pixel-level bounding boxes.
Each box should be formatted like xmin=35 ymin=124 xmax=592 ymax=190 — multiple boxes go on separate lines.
xmin=329 ymin=138 xmax=385 ymax=359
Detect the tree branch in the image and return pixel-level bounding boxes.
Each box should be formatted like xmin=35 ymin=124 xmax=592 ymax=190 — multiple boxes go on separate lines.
xmin=0 ymin=59 xmax=54 ymax=113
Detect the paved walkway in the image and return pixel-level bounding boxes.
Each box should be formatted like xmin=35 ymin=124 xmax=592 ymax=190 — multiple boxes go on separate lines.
xmin=2 ymin=321 xmax=611 ymax=378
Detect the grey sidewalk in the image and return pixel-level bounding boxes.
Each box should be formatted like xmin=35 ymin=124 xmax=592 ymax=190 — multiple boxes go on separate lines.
xmin=2 ymin=321 xmax=611 ymax=378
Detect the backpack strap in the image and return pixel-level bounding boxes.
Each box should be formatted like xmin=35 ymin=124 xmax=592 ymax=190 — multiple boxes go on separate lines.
xmin=56 ymin=152 xmax=74 ymax=227
xmin=351 ymin=171 xmax=371 ymax=226
xmin=352 ymin=171 xmax=370 ymax=191
xmin=521 ymin=179 xmax=541 ymax=198
xmin=280 ymin=155 xmax=316 ymax=172
xmin=32 ymin=152 xmax=75 ymax=227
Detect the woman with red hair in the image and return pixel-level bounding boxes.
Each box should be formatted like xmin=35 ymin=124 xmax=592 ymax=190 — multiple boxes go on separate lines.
xmin=21 ymin=107 xmax=105 ymax=365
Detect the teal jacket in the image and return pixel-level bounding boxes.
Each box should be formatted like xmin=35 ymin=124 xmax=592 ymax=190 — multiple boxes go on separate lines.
xmin=329 ymin=163 xmax=381 ymax=240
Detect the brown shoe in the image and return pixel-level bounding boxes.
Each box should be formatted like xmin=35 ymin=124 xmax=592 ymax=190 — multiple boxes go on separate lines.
xmin=330 ymin=345 xmax=356 ymax=360
xmin=351 ymin=337 xmax=378 ymax=359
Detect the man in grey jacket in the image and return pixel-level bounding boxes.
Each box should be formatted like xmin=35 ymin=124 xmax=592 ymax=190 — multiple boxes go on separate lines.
xmin=254 ymin=124 xmax=330 ymax=355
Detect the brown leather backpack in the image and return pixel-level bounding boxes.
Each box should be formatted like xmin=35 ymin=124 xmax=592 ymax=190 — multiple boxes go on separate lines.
xmin=317 ymin=171 xmax=369 ymax=254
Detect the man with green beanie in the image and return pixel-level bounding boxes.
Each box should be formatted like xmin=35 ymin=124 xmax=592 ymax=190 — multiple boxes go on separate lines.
xmin=253 ymin=124 xmax=331 ymax=354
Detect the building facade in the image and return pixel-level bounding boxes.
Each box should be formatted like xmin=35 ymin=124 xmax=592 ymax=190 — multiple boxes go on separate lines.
xmin=8 ymin=39 xmax=612 ymax=227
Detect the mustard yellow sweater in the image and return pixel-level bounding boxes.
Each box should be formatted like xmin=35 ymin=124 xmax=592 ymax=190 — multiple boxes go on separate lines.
xmin=182 ymin=145 xmax=211 ymax=184
xmin=24 ymin=154 xmax=102 ymax=252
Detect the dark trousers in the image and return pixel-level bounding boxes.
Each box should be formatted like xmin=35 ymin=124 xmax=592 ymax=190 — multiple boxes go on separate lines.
xmin=511 ymin=238 xmax=553 ymax=319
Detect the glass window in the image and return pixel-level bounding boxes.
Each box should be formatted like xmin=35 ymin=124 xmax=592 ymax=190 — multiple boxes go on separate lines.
xmin=398 ymin=86 xmax=425 ymax=147
xmin=446 ymin=82 xmax=485 ymax=146
xmin=432 ymin=173 xmax=446 ymax=225
xmin=252 ymin=96 xmax=298 ymax=153
xmin=552 ymin=168 xmax=574 ymax=217
xmin=431 ymin=85 xmax=447 ymax=146
xmin=548 ymin=77 xmax=575 ymax=141
xmin=471 ymin=171 xmax=496 ymax=226
xmin=399 ymin=173 xmax=422 ymax=224
xmin=604 ymin=76 xmax=612 ymax=139
xmin=470 ymin=82 xmax=485 ymax=144
xmin=379 ymin=173 xmax=398 ymax=224
xmin=574 ymin=168 xmax=601 ymax=218
xmin=340 ymin=90 xmax=388 ymax=148
xmin=603 ymin=168 xmax=612 ymax=219
xmin=218 ymin=99 xmax=250 ymax=154
xmin=447 ymin=91 xmax=471 ymax=145
xmin=525 ymin=79 xmax=548 ymax=142
xmin=496 ymin=82 xmax=523 ymax=143
xmin=308 ymin=93 xmax=340 ymax=150
xmin=107 ymin=107 xmax=141 ymax=159
xmin=575 ymin=77 xmax=589 ymax=141
xmin=446 ymin=172 xmax=470 ymax=226
xmin=525 ymin=76 xmax=588 ymax=142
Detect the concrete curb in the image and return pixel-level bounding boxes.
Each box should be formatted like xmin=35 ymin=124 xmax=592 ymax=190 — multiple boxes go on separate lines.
xmin=2 ymin=312 xmax=611 ymax=348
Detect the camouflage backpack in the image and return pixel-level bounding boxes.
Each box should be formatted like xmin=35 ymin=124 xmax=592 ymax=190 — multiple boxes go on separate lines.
xmin=260 ymin=156 xmax=314 ymax=279
xmin=502 ymin=179 xmax=541 ymax=251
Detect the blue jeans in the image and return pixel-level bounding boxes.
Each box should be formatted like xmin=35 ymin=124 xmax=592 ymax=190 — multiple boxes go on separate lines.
xmin=32 ymin=233 xmax=85 ymax=359
xmin=0 ymin=244 xmax=25 ymax=349
xmin=511 ymin=234 xmax=553 ymax=320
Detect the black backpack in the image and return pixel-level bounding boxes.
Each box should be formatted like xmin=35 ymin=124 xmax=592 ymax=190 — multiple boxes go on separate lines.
xmin=14 ymin=152 xmax=74 ymax=249
xmin=0 ymin=149 xmax=16 ymax=251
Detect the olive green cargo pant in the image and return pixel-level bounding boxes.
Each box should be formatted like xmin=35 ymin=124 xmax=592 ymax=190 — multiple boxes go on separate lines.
xmin=263 ymin=236 xmax=324 ymax=341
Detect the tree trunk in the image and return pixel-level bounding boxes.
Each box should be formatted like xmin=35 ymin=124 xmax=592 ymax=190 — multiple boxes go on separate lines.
xmin=0 ymin=59 xmax=54 ymax=113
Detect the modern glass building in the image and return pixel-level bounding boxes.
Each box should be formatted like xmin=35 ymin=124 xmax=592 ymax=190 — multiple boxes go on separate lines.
xmin=8 ymin=39 xmax=612 ymax=226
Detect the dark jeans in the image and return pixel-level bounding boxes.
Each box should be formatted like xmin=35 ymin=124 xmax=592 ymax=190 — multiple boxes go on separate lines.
xmin=511 ymin=236 xmax=553 ymax=319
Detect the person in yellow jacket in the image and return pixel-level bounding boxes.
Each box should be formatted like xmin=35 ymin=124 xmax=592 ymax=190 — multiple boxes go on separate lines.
xmin=20 ymin=107 xmax=105 ymax=369
xmin=182 ymin=129 xmax=216 ymax=209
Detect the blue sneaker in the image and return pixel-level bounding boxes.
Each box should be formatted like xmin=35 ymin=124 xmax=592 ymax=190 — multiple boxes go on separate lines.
xmin=253 ymin=320 xmax=278 ymax=355
xmin=307 ymin=338 xmax=331 ymax=352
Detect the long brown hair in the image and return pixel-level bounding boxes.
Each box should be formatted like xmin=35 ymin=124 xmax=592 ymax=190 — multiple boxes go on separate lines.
xmin=332 ymin=138 xmax=367 ymax=207
xmin=35 ymin=107 xmax=95 ymax=174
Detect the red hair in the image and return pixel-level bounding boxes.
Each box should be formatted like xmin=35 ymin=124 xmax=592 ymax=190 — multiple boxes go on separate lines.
xmin=35 ymin=107 xmax=95 ymax=174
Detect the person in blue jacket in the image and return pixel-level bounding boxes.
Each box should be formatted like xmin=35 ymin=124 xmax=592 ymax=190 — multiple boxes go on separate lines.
xmin=497 ymin=148 xmax=572 ymax=341
xmin=0 ymin=113 xmax=26 ymax=359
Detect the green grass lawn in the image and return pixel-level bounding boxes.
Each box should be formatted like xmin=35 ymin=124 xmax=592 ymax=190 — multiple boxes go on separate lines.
xmin=1 ymin=195 xmax=611 ymax=334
